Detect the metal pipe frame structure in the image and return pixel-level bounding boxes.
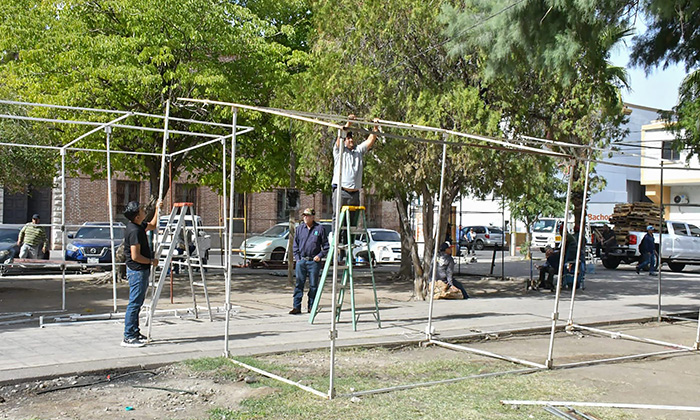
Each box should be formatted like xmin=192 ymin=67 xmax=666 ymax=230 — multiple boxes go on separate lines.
xmin=0 ymin=99 xmax=253 ymax=317
xmin=177 ymin=97 xmax=579 ymax=399
xmin=182 ymin=98 xmax=700 ymax=400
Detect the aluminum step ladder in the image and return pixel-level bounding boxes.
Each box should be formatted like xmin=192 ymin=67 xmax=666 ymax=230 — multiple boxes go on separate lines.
xmin=144 ymin=202 xmax=212 ymax=339
xmin=309 ymin=205 xmax=381 ymax=330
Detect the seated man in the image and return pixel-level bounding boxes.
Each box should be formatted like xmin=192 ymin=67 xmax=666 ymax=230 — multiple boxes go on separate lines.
xmin=434 ymin=242 xmax=469 ymax=299
xmin=537 ymin=247 xmax=560 ymax=291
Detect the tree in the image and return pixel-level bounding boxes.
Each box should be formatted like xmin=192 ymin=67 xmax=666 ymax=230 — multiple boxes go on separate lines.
xmin=0 ymin=0 xmax=308 ymax=197
xmin=630 ymin=0 xmax=700 ymax=156
xmin=281 ymin=0 xmax=505 ymax=299
xmin=441 ymin=0 xmax=630 ymax=229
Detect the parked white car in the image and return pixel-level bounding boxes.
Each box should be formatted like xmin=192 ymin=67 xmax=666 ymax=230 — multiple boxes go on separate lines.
xmin=240 ymin=222 xmax=332 ymax=262
xmin=157 ymin=215 xmax=211 ymax=266
xmin=352 ymin=228 xmax=402 ymax=265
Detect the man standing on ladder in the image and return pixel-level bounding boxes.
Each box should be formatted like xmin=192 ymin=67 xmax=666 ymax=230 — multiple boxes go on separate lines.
xmin=121 ymin=199 xmax=162 ymax=348
xmin=290 ymin=208 xmax=329 ymax=314
xmin=332 ymin=115 xmax=380 ymax=258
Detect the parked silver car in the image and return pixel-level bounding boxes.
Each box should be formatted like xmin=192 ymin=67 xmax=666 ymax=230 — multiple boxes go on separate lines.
xmin=240 ymin=222 xmax=332 ymax=262
xmin=459 ymin=225 xmax=505 ymax=251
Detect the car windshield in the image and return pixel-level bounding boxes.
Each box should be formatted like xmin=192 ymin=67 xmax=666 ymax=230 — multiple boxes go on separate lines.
xmin=261 ymin=225 xmax=288 ymax=238
xmin=75 ymin=226 xmax=124 ymax=240
xmin=0 ymin=228 xmax=19 ymax=243
xmin=532 ymin=220 xmax=556 ymax=232
xmin=371 ymin=231 xmax=400 ymax=242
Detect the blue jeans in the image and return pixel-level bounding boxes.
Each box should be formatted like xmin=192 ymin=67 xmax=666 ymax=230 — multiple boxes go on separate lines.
xmin=294 ymin=259 xmax=320 ymax=310
xmin=638 ymin=252 xmax=657 ymax=272
xmin=124 ymin=268 xmax=150 ymax=339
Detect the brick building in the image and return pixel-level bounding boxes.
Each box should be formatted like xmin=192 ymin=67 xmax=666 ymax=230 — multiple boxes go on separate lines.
xmin=0 ymin=174 xmax=400 ymax=250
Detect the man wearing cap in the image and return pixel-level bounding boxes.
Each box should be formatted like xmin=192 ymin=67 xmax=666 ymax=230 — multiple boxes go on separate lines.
xmin=121 ymin=199 xmax=162 ymax=347
xmin=636 ymin=225 xmax=658 ymax=275
xmin=291 ymin=208 xmax=329 ymax=314
xmin=331 ymin=115 xmax=379 ymax=252
xmin=17 ymin=214 xmax=47 ymax=259
xmin=433 ymin=241 xmax=469 ymax=299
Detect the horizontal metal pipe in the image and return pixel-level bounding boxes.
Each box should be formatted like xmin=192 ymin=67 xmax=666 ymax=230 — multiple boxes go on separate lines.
xmin=179 ymin=97 xmax=344 ymax=130
xmin=0 ymin=99 xmax=252 ymax=130
xmin=345 ymin=366 xmax=541 ymax=398
xmin=430 ymin=339 xmax=548 ymax=369
xmin=227 ymin=358 xmax=328 ymax=399
xmin=555 ymin=349 xmax=690 ymax=369
xmin=501 ymin=400 xmax=700 ymax=412
xmin=573 ymin=324 xmax=694 ymax=350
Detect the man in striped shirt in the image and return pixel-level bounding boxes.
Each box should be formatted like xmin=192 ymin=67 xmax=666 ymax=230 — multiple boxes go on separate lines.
xmin=17 ymin=214 xmax=47 ymax=259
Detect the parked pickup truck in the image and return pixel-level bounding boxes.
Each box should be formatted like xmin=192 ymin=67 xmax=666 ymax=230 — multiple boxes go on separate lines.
xmin=601 ymin=220 xmax=700 ymax=272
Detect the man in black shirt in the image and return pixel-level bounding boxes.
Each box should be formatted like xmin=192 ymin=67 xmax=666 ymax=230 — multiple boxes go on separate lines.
xmin=121 ymin=199 xmax=162 ymax=347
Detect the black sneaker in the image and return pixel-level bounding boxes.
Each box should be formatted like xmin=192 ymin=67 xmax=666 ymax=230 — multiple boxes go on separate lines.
xmin=137 ymin=333 xmax=148 ymax=341
xmin=121 ymin=337 xmax=146 ymax=348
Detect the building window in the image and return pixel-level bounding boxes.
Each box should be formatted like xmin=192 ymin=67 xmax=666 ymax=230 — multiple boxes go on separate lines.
xmin=115 ymin=181 xmax=140 ymax=219
xmin=276 ymin=189 xmax=292 ymax=222
xmin=320 ymin=193 xmax=333 ymax=220
xmin=365 ymin=194 xmax=382 ymax=228
xmin=232 ymin=192 xmax=245 ymax=219
xmin=662 ymin=141 xmax=680 ymax=161
xmin=175 ymin=183 xmax=197 ymax=208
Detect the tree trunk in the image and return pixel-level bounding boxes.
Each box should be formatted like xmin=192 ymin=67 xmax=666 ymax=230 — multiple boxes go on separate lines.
xmin=395 ymin=196 xmax=422 ymax=280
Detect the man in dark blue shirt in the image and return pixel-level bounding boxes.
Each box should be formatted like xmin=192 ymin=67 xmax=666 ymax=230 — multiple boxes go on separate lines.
xmin=636 ymin=225 xmax=657 ymax=275
xmin=537 ymin=247 xmax=561 ymax=291
xmin=290 ymin=208 xmax=329 ymax=314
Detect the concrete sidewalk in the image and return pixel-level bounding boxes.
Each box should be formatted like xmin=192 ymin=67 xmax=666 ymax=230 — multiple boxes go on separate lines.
xmin=2 ymin=259 xmax=700 ymax=384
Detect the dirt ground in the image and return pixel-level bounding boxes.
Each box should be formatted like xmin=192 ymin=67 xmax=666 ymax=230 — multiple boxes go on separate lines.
xmin=1 ymin=320 xmax=699 ymax=420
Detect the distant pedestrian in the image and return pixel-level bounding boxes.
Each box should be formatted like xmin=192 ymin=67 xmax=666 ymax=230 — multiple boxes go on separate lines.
xmin=121 ymin=199 xmax=162 ymax=348
xmin=291 ymin=208 xmax=329 ymax=314
xmin=17 ymin=214 xmax=47 ymax=259
xmin=636 ymin=225 xmax=657 ymax=275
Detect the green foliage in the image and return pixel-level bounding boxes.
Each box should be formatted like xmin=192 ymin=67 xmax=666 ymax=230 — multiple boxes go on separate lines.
xmin=440 ymin=0 xmax=630 ymax=228
xmin=0 ymin=0 xmax=310 ymax=194
xmin=630 ymin=0 xmax=700 ymax=158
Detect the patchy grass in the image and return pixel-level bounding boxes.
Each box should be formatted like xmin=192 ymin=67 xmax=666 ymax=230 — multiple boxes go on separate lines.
xmin=177 ymin=347 xmax=639 ymax=420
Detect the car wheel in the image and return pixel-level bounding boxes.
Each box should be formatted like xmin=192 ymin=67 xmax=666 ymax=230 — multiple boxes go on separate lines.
xmin=270 ymin=247 xmax=286 ymax=261
xmin=602 ymin=256 xmax=620 ymax=269
xmin=370 ymin=252 xmax=377 ymax=268
xmin=474 ymin=239 xmax=485 ymax=251
xmin=668 ymin=262 xmax=685 ymax=272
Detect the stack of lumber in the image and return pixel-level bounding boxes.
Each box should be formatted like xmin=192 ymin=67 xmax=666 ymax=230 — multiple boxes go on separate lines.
xmin=609 ymin=202 xmax=661 ymax=244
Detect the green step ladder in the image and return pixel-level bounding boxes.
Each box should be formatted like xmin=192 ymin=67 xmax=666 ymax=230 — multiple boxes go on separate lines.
xmin=309 ymin=205 xmax=381 ymax=330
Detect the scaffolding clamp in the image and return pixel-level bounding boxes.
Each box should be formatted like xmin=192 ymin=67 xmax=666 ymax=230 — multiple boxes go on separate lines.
xmin=551 ymin=312 xmax=559 ymax=321
xmin=329 ymin=329 xmax=338 ymax=340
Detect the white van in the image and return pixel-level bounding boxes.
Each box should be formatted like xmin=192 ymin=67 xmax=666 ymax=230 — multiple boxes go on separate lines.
xmin=531 ymin=218 xmax=567 ymax=252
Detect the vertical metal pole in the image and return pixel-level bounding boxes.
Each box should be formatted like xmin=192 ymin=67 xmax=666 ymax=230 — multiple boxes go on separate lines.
xmin=501 ymin=196 xmax=505 ymax=280
xmin=224 ymin=107 xmax=237 ymax=357
xmin=567 ymin=158 xmax=591 ymax=324
xmin=329 ymin=129 xmax=344 ymax=400
xmin=658 ymin=161 xmax=664 ymax=322
xmin=105 ymin=126 xmax=118 ymax=312
xmin=157 ymin=100 xmax=170 ymax=204
xmin=60 ymin=149 xmax=67 ymax=311
xmin=221 ymin=111 xmax=228 ymax=355
xmin=426 ymin=142 xmax=447 ymax=340
xmin=545 ymin=159 xmax=574 ymax=368
xmin=151 ymin=100 xmax=170 ymax=297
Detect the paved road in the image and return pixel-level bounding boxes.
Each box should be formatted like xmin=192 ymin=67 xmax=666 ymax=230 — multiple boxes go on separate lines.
xmin=1 ymin=255 xmax=699 ymax=384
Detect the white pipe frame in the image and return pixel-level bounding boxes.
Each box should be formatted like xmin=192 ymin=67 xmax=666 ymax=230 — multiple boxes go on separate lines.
xmin=0 ymin=101 xmax=249 ymax=318
xmin=5 ymin=99 xmax=699 ymax=400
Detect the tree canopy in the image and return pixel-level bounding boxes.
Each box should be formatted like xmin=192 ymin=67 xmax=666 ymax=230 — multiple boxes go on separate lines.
xmin=0 ymin=0 xmax=310 ymax=195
